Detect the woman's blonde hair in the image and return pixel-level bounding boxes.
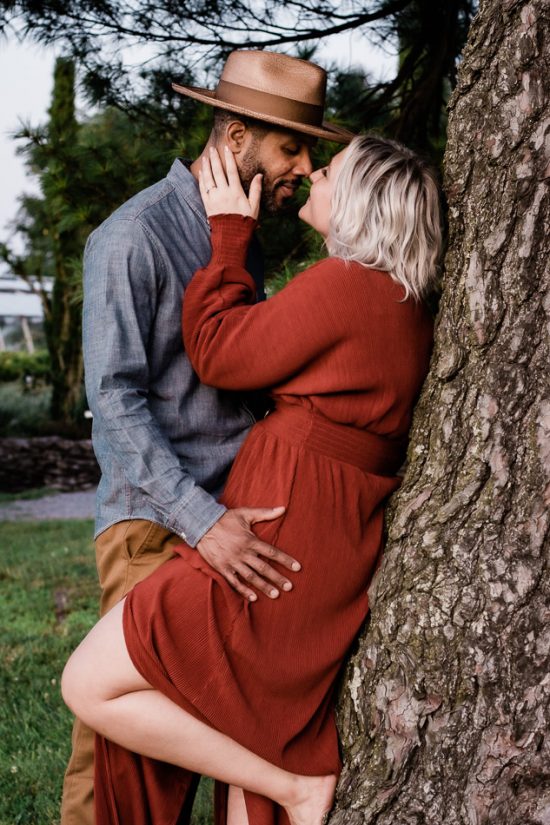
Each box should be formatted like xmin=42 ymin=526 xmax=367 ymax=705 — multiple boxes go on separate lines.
xmin=328 ymin=134 xmax=442 ymax=302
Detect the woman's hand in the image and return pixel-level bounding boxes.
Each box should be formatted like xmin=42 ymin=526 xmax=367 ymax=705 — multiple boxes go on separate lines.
xmin=199 ymin=145 xmax=262 ymax=220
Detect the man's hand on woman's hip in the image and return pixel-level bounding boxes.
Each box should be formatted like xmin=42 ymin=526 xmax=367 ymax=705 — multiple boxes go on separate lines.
xmin=196 ymin=507 xmax=301 ymax=601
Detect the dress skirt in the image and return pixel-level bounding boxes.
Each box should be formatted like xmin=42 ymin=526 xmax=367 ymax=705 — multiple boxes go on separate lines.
xmin=95 ymin=402 xmax=404 ymax=824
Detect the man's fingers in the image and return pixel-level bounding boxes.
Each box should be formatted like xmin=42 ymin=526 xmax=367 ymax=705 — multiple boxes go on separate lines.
xmin=236 ymin=506 xmax=301 ymax=572
xmin=243 ymin=505 xmax=286 ymax=524
xmin=196 ymin=508 xmax=299 ymax=602
xmin=223 ymin=569 xmax=258 ymax=602
xmin=233 ymin=563 xmax=281 ymax=599
xmin=253 ymin=539 xmax=301 ymax=572
xmin=245 ymin=554 xmax=294 ymax=591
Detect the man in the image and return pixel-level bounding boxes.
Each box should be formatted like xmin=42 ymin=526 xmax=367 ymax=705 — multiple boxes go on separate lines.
xmin=61 ymin=49 xmax=352 ymax=825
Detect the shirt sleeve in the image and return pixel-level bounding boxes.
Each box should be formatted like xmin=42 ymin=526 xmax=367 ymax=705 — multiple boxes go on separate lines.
xmin=183 ymin=214 xmax=342 ymax=391
xmin=83 ymin=218 xmax=225 ymax=546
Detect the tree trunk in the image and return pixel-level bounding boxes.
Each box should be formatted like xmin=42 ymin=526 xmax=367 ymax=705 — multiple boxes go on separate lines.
xmin=332 ymin=1 xmax=549 ymax=823
xmin=45 ymin=58 xmax=84 ymax=426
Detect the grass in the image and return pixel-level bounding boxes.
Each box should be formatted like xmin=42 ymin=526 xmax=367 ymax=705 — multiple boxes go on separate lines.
xmin=0 ymin=519 xmax=213 ymax=825
xmin=0 ymin=487 xmax=56 ymax=504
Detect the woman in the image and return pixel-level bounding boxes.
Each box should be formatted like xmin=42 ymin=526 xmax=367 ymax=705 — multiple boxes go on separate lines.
xmin=62 ymin=134 xmax=442 ymax=825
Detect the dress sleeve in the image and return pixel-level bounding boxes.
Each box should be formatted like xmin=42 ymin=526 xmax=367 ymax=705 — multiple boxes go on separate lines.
xmin=183 ymin=214 xmax=342 ymax=391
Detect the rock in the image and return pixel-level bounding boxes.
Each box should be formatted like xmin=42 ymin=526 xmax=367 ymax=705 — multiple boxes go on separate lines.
xmin=0 ymin=436 xmax=100 ymax=492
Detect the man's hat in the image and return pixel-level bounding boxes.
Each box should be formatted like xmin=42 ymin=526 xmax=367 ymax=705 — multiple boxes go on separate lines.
xmin=172 ymin=50 xmax=354 ymax=144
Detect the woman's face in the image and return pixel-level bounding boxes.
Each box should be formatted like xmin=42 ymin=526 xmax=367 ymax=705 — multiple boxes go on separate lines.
xmin=298 ymin=148 xmax=347 ymax=238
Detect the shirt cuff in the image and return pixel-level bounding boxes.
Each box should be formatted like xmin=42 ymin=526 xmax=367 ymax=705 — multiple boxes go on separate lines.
xmin=167 ymin=484 xmax=227 ymax=547
xmin=209 ymin=214 xmax=258 ymax=268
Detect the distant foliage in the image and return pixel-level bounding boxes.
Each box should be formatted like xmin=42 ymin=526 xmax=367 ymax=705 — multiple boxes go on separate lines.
xmin=1 ymin=1 xmax=475 ymax=156
xmin=0 ymin=381 xmax=52 ymax=437
xmin=0 ymin=3 xmax=474 ymax=426
xmin=0 ymin=350 xmax=50 ymax=382
xmin=0 ymin=61 xmax=211 ymax=427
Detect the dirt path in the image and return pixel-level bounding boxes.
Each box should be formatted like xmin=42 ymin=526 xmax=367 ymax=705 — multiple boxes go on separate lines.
xmin=0 ymin=489 xmax=96 ymax=521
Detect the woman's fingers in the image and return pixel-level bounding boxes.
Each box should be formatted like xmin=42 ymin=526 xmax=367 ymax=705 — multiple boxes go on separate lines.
xmin=224 ymin=144 xmax=242 ymax=190
xmin=197 ymin=170 xmax=210 ymax=206
xmin=249 ymin=173 xmax=263 ymax=220
xmin=201 ymin=153 xmax=216 ymax=192
xmin=198 ymin=146 xmax=262 ymax=218
xmin=209 ymin=146 xmax=229 ymax=189
xmin=224 ymin=147 xmax=262 ymax=217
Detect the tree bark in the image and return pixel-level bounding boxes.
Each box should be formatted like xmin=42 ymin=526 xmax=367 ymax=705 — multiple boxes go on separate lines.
xmin=332 ymin=1 xmax=550 ymax=822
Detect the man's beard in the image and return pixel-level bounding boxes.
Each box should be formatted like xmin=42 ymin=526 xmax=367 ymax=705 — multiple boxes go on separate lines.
xmin=239 ymin=146 xmax=299 ymax=215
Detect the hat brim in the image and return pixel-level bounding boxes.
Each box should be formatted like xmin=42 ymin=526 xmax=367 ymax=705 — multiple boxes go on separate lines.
xmin=172 ymin=83 xmax=355 ymax=144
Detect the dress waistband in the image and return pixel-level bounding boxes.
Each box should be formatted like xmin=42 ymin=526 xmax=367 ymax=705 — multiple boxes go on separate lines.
xmin=258 ymin=404 xmax=406 ymax=477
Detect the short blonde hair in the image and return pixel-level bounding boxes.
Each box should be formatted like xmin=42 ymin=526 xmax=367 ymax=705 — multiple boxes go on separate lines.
xmin=328 ymin=134 xmax=442 ymax=302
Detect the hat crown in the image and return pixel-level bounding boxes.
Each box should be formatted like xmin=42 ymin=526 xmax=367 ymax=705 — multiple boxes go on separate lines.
xmin=219 ymin=50 xmax=327 ymax=106
xmin=171 ymin=49 xmax=354 ymax=144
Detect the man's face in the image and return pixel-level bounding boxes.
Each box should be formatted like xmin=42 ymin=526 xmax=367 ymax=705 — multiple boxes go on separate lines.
xmin=237 ymin=128 xmax=315 ymax=214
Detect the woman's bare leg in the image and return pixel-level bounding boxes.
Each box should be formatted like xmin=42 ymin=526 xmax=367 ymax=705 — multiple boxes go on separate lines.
xmin=227 ymin=785 xmax=250 ymax=825
xmin=62 ymin=600 xmax=336 ymax=825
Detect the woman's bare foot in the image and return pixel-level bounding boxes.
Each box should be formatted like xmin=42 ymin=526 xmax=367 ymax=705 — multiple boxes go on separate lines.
xmin=282 ymin=774 xmax=337 ymax=825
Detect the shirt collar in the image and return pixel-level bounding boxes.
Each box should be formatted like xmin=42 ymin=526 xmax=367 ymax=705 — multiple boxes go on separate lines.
xmin=167 ymin=158 xmax=209 ymax=229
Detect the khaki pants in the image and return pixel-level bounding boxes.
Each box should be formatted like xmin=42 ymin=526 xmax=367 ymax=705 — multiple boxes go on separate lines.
xmin=60 ymin=519 xmax=182 ymax=825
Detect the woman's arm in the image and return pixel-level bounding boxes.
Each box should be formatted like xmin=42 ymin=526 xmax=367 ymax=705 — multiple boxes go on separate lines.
xmin=183 ymin=146 xmax=341 ymax=391
xmin=183 ymin=216 xmax=341 ymax=390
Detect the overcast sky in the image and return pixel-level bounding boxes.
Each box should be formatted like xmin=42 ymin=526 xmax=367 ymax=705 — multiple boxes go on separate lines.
xmin=0 ymin=30 xmax=396 ymax=264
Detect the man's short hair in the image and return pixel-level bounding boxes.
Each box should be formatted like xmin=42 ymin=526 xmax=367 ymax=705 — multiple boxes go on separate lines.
xmin=212 ymin=109 xmax=271 ymax=142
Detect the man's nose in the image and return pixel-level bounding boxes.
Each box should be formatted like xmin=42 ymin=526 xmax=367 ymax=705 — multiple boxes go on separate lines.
xmin=293 ymin=148 xmax=314 ymax=177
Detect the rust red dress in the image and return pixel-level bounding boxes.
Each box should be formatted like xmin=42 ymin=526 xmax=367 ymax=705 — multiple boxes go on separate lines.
xmin=94 ymin=215 xmax=434 ymax=824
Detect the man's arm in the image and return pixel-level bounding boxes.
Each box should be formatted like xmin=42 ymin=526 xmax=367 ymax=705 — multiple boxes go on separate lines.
xmin=83 ymin=218 xmax=299 ymax=599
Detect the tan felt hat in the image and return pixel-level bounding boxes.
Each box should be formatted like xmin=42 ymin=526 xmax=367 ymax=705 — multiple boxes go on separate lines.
xmin=172 ymin=50 xmax=355 ymax=144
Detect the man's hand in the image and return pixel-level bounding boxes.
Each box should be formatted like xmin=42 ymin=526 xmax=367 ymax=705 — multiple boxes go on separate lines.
xmin=196 ymin=506 xmax=300 ymax=602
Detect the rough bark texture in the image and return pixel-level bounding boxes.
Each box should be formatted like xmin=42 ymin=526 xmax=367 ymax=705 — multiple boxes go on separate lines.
xmin=332 ymin=1 xmax=550 ymax=823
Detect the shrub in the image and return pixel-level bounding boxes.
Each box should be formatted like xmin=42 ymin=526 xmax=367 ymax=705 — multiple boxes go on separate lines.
xmin=0 ymin=350 xmax=51 ymax=382
xmin=0 ymin=382 xmax=52 ymax=437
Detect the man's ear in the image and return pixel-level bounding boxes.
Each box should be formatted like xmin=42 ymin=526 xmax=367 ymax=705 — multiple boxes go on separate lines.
xmin=225 ymin=119 xmax=249 ymax=154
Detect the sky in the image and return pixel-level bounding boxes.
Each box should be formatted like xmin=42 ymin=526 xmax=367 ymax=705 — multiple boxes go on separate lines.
xmin=0 ymin=38 xmax=55 ymax=243
xmin=0 ymin=28 xmax=396 ymax=264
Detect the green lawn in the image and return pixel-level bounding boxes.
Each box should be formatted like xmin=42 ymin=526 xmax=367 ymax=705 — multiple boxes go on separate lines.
xmin=0 ymin=487 xmax=56 ymax=505
xmin=0 ymin=519 xmax=213 ymax=824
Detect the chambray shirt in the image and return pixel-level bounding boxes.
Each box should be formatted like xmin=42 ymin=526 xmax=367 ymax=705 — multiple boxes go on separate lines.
xmin=83 ymin=159 xmax=264 ymax=546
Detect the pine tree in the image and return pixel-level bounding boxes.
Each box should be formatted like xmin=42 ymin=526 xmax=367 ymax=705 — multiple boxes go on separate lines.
xmin=43 ymin=57 xmax=85 ymax=424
